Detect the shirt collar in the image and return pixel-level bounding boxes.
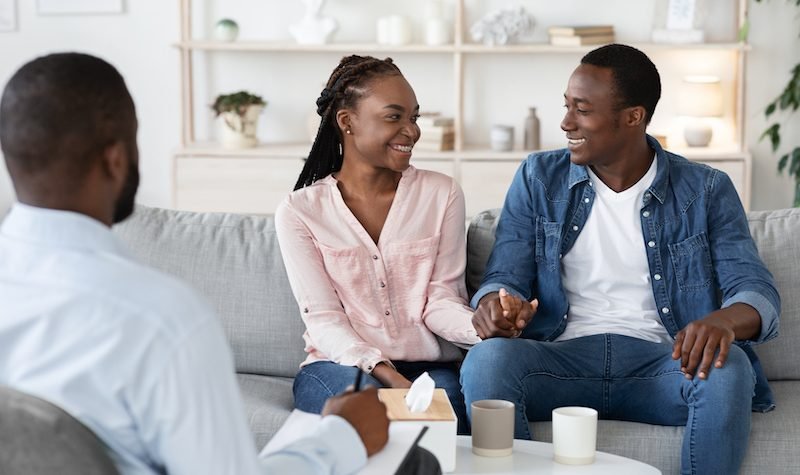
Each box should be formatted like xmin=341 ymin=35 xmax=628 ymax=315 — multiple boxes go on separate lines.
xmin=0 ymin=202 xmax=130 ymax=257
xmin=567 ymin=134 xmax=669 ymax=204
xmin=323 ymin=164 xmax=418 ymax=186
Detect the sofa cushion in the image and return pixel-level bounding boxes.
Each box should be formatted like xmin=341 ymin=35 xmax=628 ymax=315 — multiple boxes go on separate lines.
xmin=465 ymin=208 xmax=800 ymax=381
xmin=745 ymin=208 xmax=800 ymax=380
xmin=114 ymin=206 xmax=306 ymax=378
xmin=237 ymin=374 xmax=294 ymax=450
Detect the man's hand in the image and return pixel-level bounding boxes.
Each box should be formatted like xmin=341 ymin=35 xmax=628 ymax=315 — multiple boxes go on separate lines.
xmin=672 ymin=304 xmax=760 ymax=380
xmin=472 ymin=289 xmax=537 ymax=339
xmin=322 ymin=387 xmax=389 ymax=456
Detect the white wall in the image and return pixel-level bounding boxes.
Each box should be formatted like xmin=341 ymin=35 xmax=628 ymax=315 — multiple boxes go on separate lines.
xmin=0 ymin=0 xmax=180 ymax=214
xmin=0 ymin=0 xmax=797 ymax=214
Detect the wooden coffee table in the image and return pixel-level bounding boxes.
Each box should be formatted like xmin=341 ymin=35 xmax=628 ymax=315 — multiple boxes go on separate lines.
xmin=453 ymin=436 xmax=661 ymax=474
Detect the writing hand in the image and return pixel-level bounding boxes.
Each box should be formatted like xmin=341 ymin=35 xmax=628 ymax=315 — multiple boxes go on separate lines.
xmin=322 ymin=387 xmax=389 ymax=456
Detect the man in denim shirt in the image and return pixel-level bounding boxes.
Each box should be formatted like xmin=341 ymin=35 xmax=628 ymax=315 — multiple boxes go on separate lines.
xmin=461 ymin=44 xmax=780 ymax=474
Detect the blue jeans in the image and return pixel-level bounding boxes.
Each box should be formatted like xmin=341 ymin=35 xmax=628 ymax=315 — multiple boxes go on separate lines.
xmin=460 ymin=334 xmax=756 ymax=475
xmin=294 ymin=360 xmax=470 ymax=434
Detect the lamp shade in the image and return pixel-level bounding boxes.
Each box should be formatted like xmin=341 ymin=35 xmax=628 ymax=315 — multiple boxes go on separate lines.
xmin=678 ymin=75 xmax=723 ymax=117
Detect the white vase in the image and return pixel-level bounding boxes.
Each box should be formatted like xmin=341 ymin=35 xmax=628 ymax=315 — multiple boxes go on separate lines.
xmin=289 ymin=0 xmax=337 ymax=45
xmin=219 ymin=105 xmax=263 ymax=149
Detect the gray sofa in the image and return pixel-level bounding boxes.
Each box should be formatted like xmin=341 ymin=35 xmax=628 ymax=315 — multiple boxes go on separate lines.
xmin=114 ymin=205 xmax=800 ymax=474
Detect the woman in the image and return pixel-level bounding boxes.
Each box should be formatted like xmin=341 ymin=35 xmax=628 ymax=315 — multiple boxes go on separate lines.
xmin=275 ymin=55 xmax=480 ymax=433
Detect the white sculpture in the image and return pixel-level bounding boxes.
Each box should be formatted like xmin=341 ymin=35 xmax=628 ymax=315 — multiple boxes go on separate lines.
xmin=470 ymin=6 xmax=534 ymax=46
xmin=289 ymin=0 xmax=337 ymax=45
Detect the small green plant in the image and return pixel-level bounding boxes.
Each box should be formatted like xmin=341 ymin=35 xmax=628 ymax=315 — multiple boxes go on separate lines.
xmin=755 ymin=0 xmax=800 ymax=206
xmin=211 ymin=91 xmax=266 ymax=117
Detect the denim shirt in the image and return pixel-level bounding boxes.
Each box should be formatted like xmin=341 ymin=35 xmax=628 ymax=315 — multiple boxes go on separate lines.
xmin=472 ymin=135 xmax=781 ymax=412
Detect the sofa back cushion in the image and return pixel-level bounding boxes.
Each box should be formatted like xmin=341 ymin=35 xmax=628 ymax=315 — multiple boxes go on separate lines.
xmin=466 ymin=208 xmax=800 ymax=381
xmin=114 ymin=206 xmax=306 ymax=378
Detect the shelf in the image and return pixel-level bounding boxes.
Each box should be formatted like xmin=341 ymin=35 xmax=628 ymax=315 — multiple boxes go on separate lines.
xmin=175 ymin=142 xmax=747 ymax=163
xmin=175 ymin=40 xmax=750 ymax=54
xmin=174 ymin=40 xmax=456 ymax=53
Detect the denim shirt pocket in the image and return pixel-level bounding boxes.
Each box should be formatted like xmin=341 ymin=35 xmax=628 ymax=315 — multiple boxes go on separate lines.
xmin=668 ymin=232 xmax=713 ymax=291
xmin=535 ymin=217 xmax=563 ymax=272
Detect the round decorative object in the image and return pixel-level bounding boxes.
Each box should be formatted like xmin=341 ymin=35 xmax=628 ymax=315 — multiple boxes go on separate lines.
xmin=214 ymin=18 xmax=239 ymax=42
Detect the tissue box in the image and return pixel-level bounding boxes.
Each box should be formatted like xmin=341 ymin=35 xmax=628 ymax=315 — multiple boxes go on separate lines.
xmin=378 ymin=388 xmax=457 ymax=472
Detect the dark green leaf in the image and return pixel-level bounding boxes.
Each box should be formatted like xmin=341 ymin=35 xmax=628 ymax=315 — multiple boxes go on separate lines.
xmin=778 ymin=154 xmax=790 ymax=172
xmin=765 ymin=102 xmax=777 ymax=117
xmin=791 ymin=148 xmax=800 ymax=178
xmin=779 ymin=88 xmax=794 ymax=110
xmin=760 ymin=123 xmax=781 ymax=152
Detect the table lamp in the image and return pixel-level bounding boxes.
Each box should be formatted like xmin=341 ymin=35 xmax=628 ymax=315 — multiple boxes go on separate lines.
xmin=679 ymin=75 xmax=723 ymax=147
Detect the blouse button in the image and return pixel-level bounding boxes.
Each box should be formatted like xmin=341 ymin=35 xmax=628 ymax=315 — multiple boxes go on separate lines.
xmin=372 ymin=255 xmax=378 ymax=260
xmin=367 ymin=365 xmax=373 ymax=371
xmin=385 ymin=310 xmax=390 ymax=315
xmin=380 ymin=281 xmax=386 ymax=288
xmin=303 ymin=308 xmax=309 ymax=313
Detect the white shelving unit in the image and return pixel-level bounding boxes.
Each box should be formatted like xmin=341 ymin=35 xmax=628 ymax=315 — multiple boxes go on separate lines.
xmin=174 ymin=0 xmax=751 ymax=216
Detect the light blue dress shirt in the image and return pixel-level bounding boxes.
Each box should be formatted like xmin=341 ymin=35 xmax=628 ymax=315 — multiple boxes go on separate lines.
xmin=0 ymin=203 xmax=366 ymax=475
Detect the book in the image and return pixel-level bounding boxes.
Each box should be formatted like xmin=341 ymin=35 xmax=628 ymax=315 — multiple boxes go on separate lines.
xmin=416 ymin=114 xmax=454 ymax=128
xmin=547 ymin=25 xmax=614 ymax=36
xmin=419 ymin=126 xmax=455 ymax=140
xmin=261 ymin=409 xmax=427 ymax=475
xmin=550 ymin=33 xmax=616 ymax=46
xmin=415 ymin=136 xmax=455 ymax=152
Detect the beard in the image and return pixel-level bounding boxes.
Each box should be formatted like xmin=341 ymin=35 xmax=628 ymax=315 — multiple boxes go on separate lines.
xmin=112 ymin=151 xmax=140 ymax=224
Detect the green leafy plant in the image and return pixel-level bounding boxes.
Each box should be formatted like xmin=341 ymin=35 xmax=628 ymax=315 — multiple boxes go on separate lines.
xmin=211 ymin=91 xmax=266 ymax=117
xmin=756 ymin=0 xmax=800 ymax=206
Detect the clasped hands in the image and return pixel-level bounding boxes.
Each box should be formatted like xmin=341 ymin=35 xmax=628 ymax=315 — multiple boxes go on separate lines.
xmin=472 ymin=288 xmax=538 ymax=340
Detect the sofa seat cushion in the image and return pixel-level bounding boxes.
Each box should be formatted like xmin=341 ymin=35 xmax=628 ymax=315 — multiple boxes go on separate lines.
xmin=237 ymin=374 xmax=295 ymax=450
xmin=530 ymin=380 xmax=800 ymax=474
xmin=114 ymin=206 xmax=307 ymax=378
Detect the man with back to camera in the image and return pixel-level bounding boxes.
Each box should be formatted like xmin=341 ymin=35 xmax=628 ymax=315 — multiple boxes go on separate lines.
xmin=0 ymin=52 xmax=440 ymax=475
xmin=462 ymin=44 xmax=780 ymax=474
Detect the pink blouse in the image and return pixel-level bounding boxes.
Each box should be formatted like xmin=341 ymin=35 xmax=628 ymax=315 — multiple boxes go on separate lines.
xmin=275 ymin=166 xmax=480 ymax=374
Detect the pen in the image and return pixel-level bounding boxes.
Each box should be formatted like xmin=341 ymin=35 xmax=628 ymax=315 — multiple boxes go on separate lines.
xmin=353 ymin=369 xmax=363 ymax=392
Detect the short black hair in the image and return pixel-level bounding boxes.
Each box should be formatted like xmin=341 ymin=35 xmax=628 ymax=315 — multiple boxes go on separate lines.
xmin=581 ymin=44 xmax=661 ymax=124
xmin=0 ymin=52 xmax=136 ymax=183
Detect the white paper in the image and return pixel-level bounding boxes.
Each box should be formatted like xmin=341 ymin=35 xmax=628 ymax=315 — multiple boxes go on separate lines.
xmin=405 ymin=371 xmax=435 ymax=413
xmin=262 ymin=409 xmax=425 ymax=475
xmin=666 ymin=0 xmax=696 ymax=30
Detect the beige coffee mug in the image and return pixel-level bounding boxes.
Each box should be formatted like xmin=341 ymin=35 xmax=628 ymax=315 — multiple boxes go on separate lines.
xmin=471 ymin=399 xmax=515 ymax=457
xmin=552 ymin=406 xmax=598 ymax=465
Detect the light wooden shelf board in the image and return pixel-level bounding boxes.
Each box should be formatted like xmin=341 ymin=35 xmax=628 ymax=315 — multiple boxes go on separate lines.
xmin=175 ymin=41 xmax=750 ymax=54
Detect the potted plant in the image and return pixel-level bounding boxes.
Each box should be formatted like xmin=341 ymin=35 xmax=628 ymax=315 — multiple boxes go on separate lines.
xmin=755 ymin=0 xmax=800 ymax=206
xmin=212 ymin=91 xmax=266 ymax=149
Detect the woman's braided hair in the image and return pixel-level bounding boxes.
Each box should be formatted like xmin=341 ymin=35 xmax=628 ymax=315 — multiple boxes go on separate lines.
xmin=294 ymin=55 xmax=402 ymax=190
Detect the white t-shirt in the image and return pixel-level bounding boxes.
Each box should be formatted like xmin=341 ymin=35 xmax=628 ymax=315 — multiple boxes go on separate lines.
xmin=557 ymin=157 xmax=672 ymax=343
xmin=0 ymin=203 xmax=366 ymax=475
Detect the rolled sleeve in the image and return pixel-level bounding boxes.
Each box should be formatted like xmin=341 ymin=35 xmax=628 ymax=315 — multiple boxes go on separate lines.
xmin=470 ymin=283 xmax=526 ymax=309
xmin=722 ymin=290 xmax=780 ymax=344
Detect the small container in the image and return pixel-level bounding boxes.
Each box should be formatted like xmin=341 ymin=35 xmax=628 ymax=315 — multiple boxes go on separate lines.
xmin=490 ymin=125 xmax=514 ymax=152
xmin=379 ymin=388 xmax=457 ymax=472
xmin=524 ymin=107 xmax=540 ymax=150
xmin=214 ymin=18 xmax=239 ymax=42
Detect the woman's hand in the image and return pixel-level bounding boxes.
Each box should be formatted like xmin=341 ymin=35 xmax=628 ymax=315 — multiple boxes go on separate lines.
xmin=371 ymin=362 xmax=413 ymax=388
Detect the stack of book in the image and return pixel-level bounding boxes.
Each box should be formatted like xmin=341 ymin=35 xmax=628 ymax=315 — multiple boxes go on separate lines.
xmin=548 ymin=25 xmax=615 ymax=46
xmin=416 ymin=114 xmax=455 ymax=151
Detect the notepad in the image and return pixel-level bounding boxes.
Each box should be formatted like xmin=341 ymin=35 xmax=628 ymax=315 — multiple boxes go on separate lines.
xmin=261 ymin=409 xmax=427 ymax=475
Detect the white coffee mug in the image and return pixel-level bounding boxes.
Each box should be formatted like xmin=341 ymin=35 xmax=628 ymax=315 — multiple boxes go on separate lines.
xmin=552 ymin=406 xmax=597 ymax=465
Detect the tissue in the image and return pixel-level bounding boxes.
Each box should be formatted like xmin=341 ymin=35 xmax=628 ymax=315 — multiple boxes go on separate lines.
xmin=405 ymin=371 xmax=435 ymax=413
